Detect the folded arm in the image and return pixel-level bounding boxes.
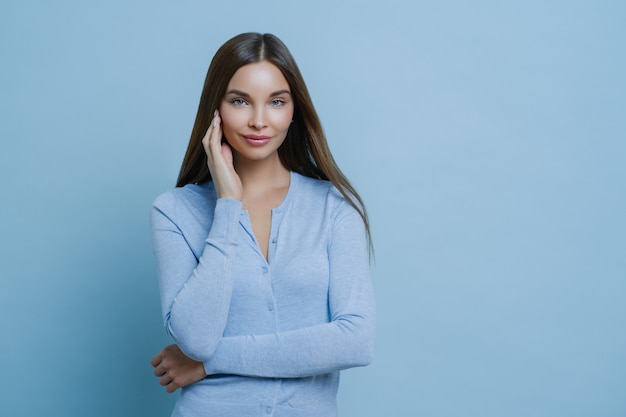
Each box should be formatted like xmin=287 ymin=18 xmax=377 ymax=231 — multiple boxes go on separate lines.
xmin=202 ymin=202 xmax=376 ymax=378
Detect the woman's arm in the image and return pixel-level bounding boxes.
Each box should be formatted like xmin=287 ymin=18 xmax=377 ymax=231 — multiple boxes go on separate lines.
xmin=152 ymin=196 xmax=242 ymax=362
xmin=202 ymin=202 xmax=376 ymax=378
xmin=153 ymin=111 xmax=243 ymax=362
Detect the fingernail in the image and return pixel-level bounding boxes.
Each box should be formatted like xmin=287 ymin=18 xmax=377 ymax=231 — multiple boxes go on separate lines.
xmin=214 ymin=110 xmax=218 ymax=117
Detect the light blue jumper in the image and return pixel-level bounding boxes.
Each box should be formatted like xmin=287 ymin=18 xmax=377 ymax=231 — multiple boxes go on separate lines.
xmin=151 ymin=171 xmax=376 ymax=417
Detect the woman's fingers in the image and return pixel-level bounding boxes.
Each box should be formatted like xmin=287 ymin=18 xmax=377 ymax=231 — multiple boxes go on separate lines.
xmin=201 ymin=111 xmax=220 ymax=164
xmin=202 ymin=110 xmax=242 ymax=200
xmin=150 ymin=344 xmax=207 ymax=393
xmin=159 ymin=372 xmax=173 ymax=386
xmin=153 ymin=363 xmax=165 ymax=377
xmin=150 ymin=352 xmax=161 ymax=368
xmin=151 ymin=349 xmax=166 ymax=376
xmin=202 ymin=110 xmax=223 ymax=173
xmin=209 ymin=111 xmax=223 ymax=157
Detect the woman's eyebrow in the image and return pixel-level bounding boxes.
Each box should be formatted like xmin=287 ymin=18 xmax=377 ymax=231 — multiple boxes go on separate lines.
xmin=225 ymin=89 xmax=250 ymax=97
xmin=225 ymin=89 xmax=292 ymax=97
xmin=270 ymin=90 xmax=291 ymax=97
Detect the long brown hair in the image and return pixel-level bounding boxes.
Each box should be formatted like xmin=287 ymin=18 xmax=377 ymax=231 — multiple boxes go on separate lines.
xmin=176 ymin=32 xmax=372 ymax=248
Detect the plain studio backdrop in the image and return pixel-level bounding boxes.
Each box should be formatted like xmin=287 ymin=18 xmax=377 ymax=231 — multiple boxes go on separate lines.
xmin=1 ymin=1 xmax=624 ymax=416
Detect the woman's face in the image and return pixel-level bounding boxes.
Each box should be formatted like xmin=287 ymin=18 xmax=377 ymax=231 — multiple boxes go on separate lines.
xmin=219 ymin=61 xmax=294 ymax=164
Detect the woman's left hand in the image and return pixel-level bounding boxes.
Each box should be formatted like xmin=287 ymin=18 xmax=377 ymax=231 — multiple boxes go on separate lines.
xmin=151 ymin=344 xmax=207 ymax=393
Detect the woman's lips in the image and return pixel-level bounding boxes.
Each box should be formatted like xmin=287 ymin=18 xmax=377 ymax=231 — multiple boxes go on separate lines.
xmin=243 ymin=134 xmax=272 ymax=146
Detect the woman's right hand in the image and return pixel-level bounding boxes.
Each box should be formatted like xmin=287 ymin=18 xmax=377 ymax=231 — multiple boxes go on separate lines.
xmin=202 ymin=110 xmax=243 ymax=200
xmin=151 ymin=344 xmax=207 ymax=393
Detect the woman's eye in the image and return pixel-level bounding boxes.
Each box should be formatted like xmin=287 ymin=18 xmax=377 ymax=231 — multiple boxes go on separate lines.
xmin=232 ymin=98 xmax=247 ymax=106
xmin=270 ymin=99 xmax=284 ymax=107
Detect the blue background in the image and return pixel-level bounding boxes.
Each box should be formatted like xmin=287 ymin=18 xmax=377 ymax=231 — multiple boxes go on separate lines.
xmin=1 ymin=1 xmax=625 ymax=416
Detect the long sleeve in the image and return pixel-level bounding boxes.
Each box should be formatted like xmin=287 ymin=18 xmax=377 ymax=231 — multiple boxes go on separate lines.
xmin=151 ymin=192 xmax=243 ymax=362
xmin=202 ymin=201 xmax=376 ymax=378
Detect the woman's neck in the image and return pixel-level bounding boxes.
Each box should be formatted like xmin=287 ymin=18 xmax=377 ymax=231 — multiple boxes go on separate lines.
xmin=234 ymin=153 xmax=290 ymax=197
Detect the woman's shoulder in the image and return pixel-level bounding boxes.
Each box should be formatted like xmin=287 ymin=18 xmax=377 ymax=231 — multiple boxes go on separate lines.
xmin=152 ymin=182 xmax=216 ymax=213
xmin=291 ymin=172 xmax=354 ymax=211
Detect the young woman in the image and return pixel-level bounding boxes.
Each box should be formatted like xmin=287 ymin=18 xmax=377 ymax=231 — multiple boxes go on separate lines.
xmin=150 ymin=32 xmax=375 ymax=417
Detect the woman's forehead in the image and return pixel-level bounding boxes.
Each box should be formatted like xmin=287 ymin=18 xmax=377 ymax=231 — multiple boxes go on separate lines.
xmin=227 ymin=61 xmax=290 ymax=93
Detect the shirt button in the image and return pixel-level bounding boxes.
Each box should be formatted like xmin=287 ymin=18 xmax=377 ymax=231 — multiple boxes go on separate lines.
xmin=262 ymin=265 xmax=268 ymax=273
xmin=266 ymin=405 xmax=272 ymax=414
xmin=271 ymin=238 xmax=277 ymax=244
xmin=267 ymin=303 xmax=274 ymax=312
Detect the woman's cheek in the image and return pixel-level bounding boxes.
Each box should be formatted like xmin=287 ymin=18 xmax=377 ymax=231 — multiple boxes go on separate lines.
xmin=273 ymin=110 xmax=294 ymax=132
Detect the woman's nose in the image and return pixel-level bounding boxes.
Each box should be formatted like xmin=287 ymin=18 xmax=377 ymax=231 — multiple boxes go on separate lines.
xmin=249 ymin=110 xmax=267 ymax=129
